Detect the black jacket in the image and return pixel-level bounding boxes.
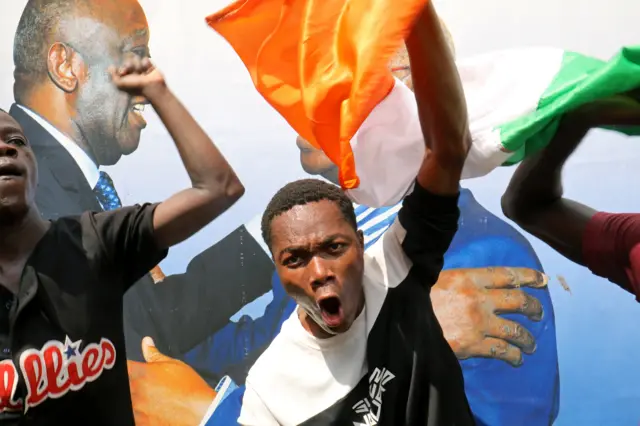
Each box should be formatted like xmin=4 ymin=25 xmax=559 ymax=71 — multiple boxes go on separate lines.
xmin=9 ymin=104 xmax=274 ymax=366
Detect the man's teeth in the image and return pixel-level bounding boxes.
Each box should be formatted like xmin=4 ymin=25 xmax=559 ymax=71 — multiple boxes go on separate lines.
xmin=131 ymin=104 xmax=145 ymax=115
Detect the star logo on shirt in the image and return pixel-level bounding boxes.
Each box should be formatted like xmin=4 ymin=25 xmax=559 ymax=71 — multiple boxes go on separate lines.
xmin=63 ymin=336 xmax=82 ymax=360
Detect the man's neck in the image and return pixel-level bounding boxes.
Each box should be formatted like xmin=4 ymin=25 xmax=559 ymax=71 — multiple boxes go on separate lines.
xmin=19 ymin=94 xmax=102 ymax=188
xmin=0 ymin=209 xmax=50 ymax=265
xmin=20 ymin=91 xmax=93 ymax=161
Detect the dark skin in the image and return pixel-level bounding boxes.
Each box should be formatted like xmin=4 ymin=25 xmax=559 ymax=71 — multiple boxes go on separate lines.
xmin=18 ymin=0 xmax=153 ymax=166
xmin=110 ymin=57 xmax=244 ymax=248
xmin=0 ymin=112 xmax=50 ymax=294
xmin=270 ymin=201 xmax=365 ymax=338
xmin=123 ymin=262 xmax=548 ymax=426
xmin=0 ymin=57 xmax=243 ymax=294
xmin=406 ymin=1 xmax=470 ymax=195
xmin=502 ymin=95 xmax=640 ymax=265
xmin=270 ymin=2 xmax=469 ymax=340
xmin=296 ymin=136 xmax=547 ymax=363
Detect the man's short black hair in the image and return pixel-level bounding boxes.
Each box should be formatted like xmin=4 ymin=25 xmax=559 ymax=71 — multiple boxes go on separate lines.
xmin=261 ymin=179 xmax=357 ymax=250
xmin=13 ymin=0 xmax=83 ymax=102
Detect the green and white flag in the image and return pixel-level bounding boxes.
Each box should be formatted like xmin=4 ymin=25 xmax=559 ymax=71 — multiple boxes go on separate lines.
xmin=345 ymin=46 xmax=640 ymax=207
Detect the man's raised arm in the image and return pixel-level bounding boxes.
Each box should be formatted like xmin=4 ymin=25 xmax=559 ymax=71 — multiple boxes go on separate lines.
xmin=406 ymin=2 xmax=470 ymax=195
xmin=110 ymin=57 xmax=244 ymax=249
xmin=385 ymin=3 xmax=469 ymax=286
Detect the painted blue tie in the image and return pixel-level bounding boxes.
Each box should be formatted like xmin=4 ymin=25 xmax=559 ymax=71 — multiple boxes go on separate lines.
xmin=93 ymin=171 xmax=166 ymax=282
xmin=93 ymin=171 xmax=122 ymax=211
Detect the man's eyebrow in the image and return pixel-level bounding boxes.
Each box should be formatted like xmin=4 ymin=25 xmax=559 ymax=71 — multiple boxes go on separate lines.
xmin=0 ymin=126 xmax=25 ymax=139
xmin=320 ymin=233 xmax=351 ymax=243
xmin=277 ymin=233 xmax=350 ymax=258
xmin=121 ymin=28 xmax=150 ymax=50
xmin=279 ymin=245 xmax=307 ymax=258
xmin=129 ymin=28 xmax=149 ymax=39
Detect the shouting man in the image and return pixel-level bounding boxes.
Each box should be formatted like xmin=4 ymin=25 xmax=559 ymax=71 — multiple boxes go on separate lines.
xmin=238 ymin=3 xmax=473 ymax=425
xmin=10 ymin=0 xmax=273 ymax=362
xmin=0 ymin=56 xmax=242 ymax=424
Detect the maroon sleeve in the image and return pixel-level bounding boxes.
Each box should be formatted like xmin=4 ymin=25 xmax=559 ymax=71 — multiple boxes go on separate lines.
xmin=582 ymin=212 xmax=640 ymax=300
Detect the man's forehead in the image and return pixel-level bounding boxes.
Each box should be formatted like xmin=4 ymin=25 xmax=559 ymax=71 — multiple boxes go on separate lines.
xmin=99 ymin=0 xmax=148 ymax=28
xmin=0 ymin=112 xmax=23 ymax=134
xmin=68 ymin=0 xmax=148 ymax=40
xmin=271 ymin=201 xmax=351 ymax=246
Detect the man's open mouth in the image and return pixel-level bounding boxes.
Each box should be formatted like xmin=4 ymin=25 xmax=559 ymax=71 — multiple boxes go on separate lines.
xmin=128 ymin=102 xmax=148 ymax=129
xmin=318 ymin=296 xmax=344 ymax=328
xmin=0 ymin=163 xmax=23 ymax=178
xmin=131 ymin=103 xmax=145 ymax=117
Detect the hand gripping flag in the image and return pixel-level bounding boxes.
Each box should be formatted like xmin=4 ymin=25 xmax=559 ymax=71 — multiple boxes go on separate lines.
xmin=207 ymin=1 xmax=640 ymax=207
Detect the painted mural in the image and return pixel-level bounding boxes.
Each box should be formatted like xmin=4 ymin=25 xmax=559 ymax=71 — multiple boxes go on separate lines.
xmin=0 ymin=0 xmax=638 ymax=425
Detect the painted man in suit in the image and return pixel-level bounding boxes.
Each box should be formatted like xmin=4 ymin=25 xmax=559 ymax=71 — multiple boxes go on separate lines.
xmin=9 ymin=0 xmax=275 ymax=362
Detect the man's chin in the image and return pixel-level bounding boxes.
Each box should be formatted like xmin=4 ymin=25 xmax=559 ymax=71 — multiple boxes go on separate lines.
xmin=0 ymin=199 xmax=29 ymax=225
xmin=320 ymin=168 xmax=340 ymax=186
xmin=119 ymin=138 xmax=142 ymax=157
xmin=300 ymin=164 xmax=340 ymax=186
xmin=120 ymin=146 xmax=139 ymax=156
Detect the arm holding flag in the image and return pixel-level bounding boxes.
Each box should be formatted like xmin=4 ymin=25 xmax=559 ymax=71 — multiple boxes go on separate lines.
xmin=502 ymin=97 xmax=640 ymax=298
xmin=388 ymin=1 xmax=470 ymax=288
xmin=406 ymin=2 xmax=470 ymax=195
xmin=207 ymin=0 xmax=640 ymax=210
xmin=502 ymin=115 xmax=597 ymax=264
xmin=206 ymin=0 xmax=434 ymax=208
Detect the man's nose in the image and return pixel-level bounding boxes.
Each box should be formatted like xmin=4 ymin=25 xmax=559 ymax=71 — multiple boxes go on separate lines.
xmin=308 ymin=256 xmax=334 ymax=289
xmin=0 ymin=141 xmax=18 ymax=158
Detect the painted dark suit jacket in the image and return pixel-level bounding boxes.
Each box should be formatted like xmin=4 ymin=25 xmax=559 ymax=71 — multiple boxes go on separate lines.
xmin=8 ymin=104 xmax=274 ymax=362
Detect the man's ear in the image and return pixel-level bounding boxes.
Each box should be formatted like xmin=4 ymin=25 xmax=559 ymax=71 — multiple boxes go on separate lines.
xmin=46 ymin=42 xmax=80 ymax=93
xmin=357 ymin=229 xmax=364 ymax=248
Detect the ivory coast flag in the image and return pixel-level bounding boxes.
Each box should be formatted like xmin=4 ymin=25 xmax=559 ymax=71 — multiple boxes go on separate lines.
xmin=205 ymin=0 xmax=426 ymax=201
xmin=206 ymin=2 xmax=640 ymax=207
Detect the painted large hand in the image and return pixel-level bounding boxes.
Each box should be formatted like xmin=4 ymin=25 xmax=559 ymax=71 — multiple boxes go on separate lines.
xmin=431 ymin=267 xmax=547 ymax=367
xmin=128 ymin=337 xmax=216 ymax=426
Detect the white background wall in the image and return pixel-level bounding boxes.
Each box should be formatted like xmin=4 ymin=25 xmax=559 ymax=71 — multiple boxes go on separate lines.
xmin=2 ymin=1 xmax=639 ymax=424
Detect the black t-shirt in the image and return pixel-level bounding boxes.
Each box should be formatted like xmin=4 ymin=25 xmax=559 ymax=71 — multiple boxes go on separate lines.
xmin=239 ymin=183 xmax=475 ymax=425
xmin=0 ymin=286 xmax=18 ymax=424
xmin=0 ymin=204 xmax=167 ymax=425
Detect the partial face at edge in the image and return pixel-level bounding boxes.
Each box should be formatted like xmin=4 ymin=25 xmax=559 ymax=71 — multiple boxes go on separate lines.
xmin=0 ymin=111 xmax=37 ymax=221
xmin=270 ymin=200 xmax=365 ymax=336
xmin=296 ymin=136 xmax=339 ymax=184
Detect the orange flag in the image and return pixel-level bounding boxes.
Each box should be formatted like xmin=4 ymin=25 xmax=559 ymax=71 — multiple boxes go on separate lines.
xmin=206 ymin=0 xmax=427 ymax=189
